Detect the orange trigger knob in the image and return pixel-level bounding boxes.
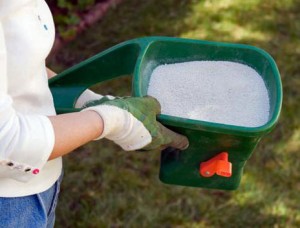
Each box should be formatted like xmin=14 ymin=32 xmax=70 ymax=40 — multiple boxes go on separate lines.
xmin=200 ymin=152 xmax=232 ymax=178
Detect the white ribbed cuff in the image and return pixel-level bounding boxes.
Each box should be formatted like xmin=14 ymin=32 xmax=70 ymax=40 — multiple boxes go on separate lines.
xmin=84 ymin=105 xmax=152 ymax=151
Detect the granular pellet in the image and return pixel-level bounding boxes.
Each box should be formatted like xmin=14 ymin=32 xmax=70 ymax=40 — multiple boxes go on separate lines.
xmin=147 ymin=61 xmax=270 ymax=127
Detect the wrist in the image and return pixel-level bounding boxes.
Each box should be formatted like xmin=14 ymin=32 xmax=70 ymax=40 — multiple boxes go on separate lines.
xmin=84 ymin=104 xmax=152 ymax=150
xmin=84 ymin=110 xmax=104 ymax=140
xmin=85 ymin=105 xmax=127 ymax=140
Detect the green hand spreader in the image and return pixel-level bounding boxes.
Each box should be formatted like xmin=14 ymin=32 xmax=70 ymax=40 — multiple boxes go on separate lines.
xmin=49 ymin=37 xmax=282 ymax=190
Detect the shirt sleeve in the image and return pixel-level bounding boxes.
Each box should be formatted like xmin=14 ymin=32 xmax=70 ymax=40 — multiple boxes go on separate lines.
xmin=0 ymin=21 xmax=55 ymax=183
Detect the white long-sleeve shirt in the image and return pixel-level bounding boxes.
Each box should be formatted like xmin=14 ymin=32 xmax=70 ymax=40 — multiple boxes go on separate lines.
xmin=0 ymin=0 xmax=62 ymax=197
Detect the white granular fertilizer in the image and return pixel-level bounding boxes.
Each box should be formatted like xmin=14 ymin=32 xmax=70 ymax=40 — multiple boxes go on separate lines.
xmin=147 ymin=61 xmax=270 ymax=127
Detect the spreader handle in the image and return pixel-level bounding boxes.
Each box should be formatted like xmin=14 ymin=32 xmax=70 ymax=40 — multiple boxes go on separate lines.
xmin=49 ymin=38 xmax=154 ymax=114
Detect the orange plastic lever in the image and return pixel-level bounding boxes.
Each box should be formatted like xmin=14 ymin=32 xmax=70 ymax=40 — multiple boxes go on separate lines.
xmin=200 ymin=152 xmax=232 ymax=178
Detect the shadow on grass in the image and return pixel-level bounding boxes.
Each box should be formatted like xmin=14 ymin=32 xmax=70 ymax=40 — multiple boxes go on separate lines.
xmin=210 ymin=202 xmax=299 ymax=228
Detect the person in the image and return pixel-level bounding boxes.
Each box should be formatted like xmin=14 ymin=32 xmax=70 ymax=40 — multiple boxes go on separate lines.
xmin=0 ymin=1 xmax=188 ymax=227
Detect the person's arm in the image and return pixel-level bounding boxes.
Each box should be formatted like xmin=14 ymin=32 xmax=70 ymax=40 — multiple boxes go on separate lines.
xmin=46 ymin=67 xmax=56 ymax=79
xmin=45 ymin=67 xmax=104 ymax=159
xmin=47 ymin=111 xmax=103 ymax=160
xmin=44 ymin=67 xmax=105 ymax=160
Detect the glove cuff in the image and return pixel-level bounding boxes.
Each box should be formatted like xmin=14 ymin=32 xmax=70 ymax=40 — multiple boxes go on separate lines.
xmin=83 ymin=105 xmax=152 ymax=150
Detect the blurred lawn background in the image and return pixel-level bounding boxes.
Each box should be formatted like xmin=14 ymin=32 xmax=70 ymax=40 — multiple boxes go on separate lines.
xmin=47 ymin=0 xmax=300 ymax=227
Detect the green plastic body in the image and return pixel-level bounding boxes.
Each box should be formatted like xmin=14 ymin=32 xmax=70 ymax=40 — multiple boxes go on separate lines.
xmin=49 ymin=37 xmax=282 ymax=190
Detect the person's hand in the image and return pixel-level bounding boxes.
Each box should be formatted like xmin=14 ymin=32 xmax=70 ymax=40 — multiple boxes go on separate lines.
xmin=75 ymin=89 xmax=115 ymax=108
xmin=82 ymin=96 xmax=189 ymax=151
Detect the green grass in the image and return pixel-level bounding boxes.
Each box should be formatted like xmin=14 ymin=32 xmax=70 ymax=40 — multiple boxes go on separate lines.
xmin=48 ymin=0 xmax=300 ymax=227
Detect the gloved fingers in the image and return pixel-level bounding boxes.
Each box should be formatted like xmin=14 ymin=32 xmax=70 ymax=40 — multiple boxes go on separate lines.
xmin=158 ymin=123 xmax=189 ymax=150
xmin=86 ymin=96 xmax=161 ymax=116
xmin=143 ymin=96 xmax=161 ymax=115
